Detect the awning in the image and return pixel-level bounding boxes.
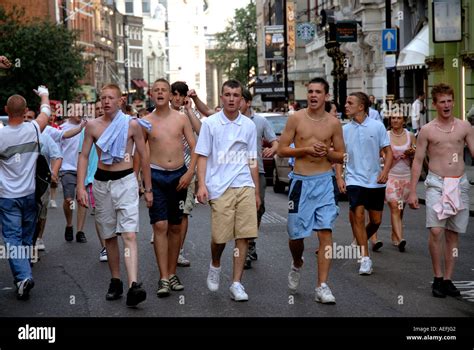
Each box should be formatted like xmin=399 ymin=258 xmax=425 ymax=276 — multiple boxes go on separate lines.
xmin=396 ymin=25 xmax=428 ymax=70
xmin=132 ymin=79 xmax=148 ymax=88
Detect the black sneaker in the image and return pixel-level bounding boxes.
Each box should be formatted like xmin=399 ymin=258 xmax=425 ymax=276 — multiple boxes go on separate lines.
xmin=248 ymin=242 xmax=258 ymax=260
xmin=16 ymin=279 xmax=34 ymax=300
xmin=65 ymin=226 xmax=73 ymax=242
xmin=432 ymin=277 xmax=446 ymax=298
xmin=371 ymin=240 xmax=383 ymax=252
xmin=442 ymin=280 xmax=461 ymax=297
xmin=106 ymin=278 xmax=123 ymax=300
xmin=398 ymin=239 xmax=406 ymax=252
xmin=76 ymin=231 xmax=87 ymax=243
xmin=243 ymin=255 xmax=252 ymax=270
xmin=126 ymin=282 xmax=147 ymax=307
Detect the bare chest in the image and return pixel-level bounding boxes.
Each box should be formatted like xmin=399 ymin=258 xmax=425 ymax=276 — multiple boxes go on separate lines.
xmin=295 ymin=119 xmax=333 ymax=145
xmin=149 ymin=119 xmax=183 ymax=144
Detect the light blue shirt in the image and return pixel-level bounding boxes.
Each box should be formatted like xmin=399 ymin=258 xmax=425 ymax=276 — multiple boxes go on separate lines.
xmin=195 ymin=111 xmax=257 ymax=200
xmin=250 ymin=113 xmax=277 ymax=174
xmin=343 ymin=116 xmax=390 ymax=188
xmin=40 ymin=133 xmax=63 ymax=165
xmin=368 ymin=108 xmax=382 ymax=123
xmin=79 ymin=130 xmax=98 ymax=186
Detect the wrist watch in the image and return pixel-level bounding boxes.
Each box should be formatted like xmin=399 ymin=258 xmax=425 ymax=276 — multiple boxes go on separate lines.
xmin=144 ymin=188 xmax=152 ymax=193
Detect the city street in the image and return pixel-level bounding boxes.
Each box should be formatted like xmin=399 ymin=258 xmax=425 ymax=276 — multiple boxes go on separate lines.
xmin=1 ymin=186 xmax=473 ymax=318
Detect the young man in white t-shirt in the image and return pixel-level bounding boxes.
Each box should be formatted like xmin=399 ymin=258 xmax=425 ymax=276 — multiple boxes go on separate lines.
xmin=0 ymin=86 xmax=50 ymax=300
xmin=195 ymin=79 xmax=260 ymax=301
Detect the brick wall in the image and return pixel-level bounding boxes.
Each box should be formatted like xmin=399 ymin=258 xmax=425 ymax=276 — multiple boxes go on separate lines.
xmin=0 ymin=0 xmax=56 ymax=23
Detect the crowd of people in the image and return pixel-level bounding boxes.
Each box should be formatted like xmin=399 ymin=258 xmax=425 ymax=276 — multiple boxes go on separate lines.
xmin=0 ymin=53 xmax=473 ymax=306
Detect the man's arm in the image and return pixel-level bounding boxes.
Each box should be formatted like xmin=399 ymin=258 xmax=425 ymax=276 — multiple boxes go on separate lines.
xmin=0 ymin=56 xmax=11 ymax=69
xmin=465 ymin=121 xmax=474 ymax=157
xmin=261 ymin=118 xmax=278 ymax=158
xmin=188 ymin=89 xmax=214 ymax=117
xmin=76 ymin=123 xmax=94 ymax=207
xmin=50 ymin=158 xmax=62 ymax=183
xmin=177 ymin=116 xmax=197 ymax=191
xmin=408 ymin=127 xmax=429 ymax=208
xmin=132 ymin=125 xmax=149 ymax=175
xmin=184 ymin=100 xmax=202 ymax=134
xmin=196 ymin=155 xmax=209 ymax=203
xmin=131 ymin=120 xmax=153 ymax=208
xmin=33 ymin=86 xmax=50 ymax=132
xmin=277 ymin=114 xmax=318 ymax=158
xmin=377 ymin=145 xmax=392 ymax=183
xmin=63 ymin=121 xmax=87 ymax=139
xmin=327 ymin=122 xmax=345 ymax=164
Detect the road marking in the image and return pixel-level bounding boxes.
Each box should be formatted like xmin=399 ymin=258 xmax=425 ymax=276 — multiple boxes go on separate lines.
xmin=262 ymin=211 xmax=287 ymax=224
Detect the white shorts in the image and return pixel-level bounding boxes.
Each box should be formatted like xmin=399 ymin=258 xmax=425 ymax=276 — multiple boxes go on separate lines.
xmin=93 ymin=173 xmax=139 ymax=240
xmin=425 ymin=172 xmax=470 ymax=233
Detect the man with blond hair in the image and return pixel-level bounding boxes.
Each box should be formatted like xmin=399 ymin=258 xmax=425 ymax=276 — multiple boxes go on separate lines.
xmin=77 ymin=83 xmax=152 ymax=307
xmin=408 ymin=83 xmax=474 ymax=298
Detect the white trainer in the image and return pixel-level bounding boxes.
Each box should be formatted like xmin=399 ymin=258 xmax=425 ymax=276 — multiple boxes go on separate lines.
xmin=99 ymin=247 xmax=108 ymax=262
xmin=48 ymin=200 xmax=57 ymax=208
xmin=288 ymin=262 xmax=302 ymax=293
xmin=315 ymin=283 xmax=336 ymax=304
xmin=206 ymin=263 xmax=221 ymax=292
xmin=36 ymin=238 xmax=45 ymax=251
xmin=229 ymin=282 xmax=248 ymax=301
xmin=359 ymin=256 xmax=373 ymax=275
xmin=177 ymin=249 xmax=190 ymax=267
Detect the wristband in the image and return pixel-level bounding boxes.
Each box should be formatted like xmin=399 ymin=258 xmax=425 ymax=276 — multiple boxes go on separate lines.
xmin=40 ymin=104 xmax=51 ymax=117
xmin=144 ymin=188 xmax=152 ymax=193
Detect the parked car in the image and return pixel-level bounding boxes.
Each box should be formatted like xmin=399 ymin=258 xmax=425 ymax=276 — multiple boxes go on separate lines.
xmin=0 ymin=115 xmax=8 ymax=127
xmin=258 ymin=112 xmax=288 ymax=185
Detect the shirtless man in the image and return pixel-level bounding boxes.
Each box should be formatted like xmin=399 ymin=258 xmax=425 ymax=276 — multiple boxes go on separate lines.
xmin=408 ymin=83 xmax=474 ymax=298
xmin=278 ymin=77 xmax=345 ymax=304
xmin=77 ymin=84 xmax=152 ymax=307
xmin=143 ymin=78 xmax=197 ymax=297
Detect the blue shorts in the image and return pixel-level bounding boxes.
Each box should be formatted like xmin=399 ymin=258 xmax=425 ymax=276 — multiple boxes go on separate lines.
xmin=287 ymin=171 xmax=339 ymax=240
xmin=149 ymin=165 xmax=188 ymax=225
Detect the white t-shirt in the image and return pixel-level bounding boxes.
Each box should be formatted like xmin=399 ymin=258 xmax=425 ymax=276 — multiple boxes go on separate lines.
xmin=59 ymin=121 xmax=81 ymax=172
xmin=0 ymin=121 xmax=40 ymax=198
xmin=411 ymin=99 xmax=425 ymax=130
xmin=43 ymin=125 xmax=65 ymax=144
xmin=195 ymin=111 xmax=257 ymax=200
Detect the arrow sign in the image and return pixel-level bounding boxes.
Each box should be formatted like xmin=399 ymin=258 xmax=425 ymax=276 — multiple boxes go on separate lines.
xmin=382 ymin=28 xmax=397 ymax=51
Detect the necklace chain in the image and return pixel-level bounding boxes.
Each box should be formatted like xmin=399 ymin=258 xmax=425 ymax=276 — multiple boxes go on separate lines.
xmin=391 ymin=129 xmax=404 ymax=137
xmin=434 ymin=121 xmax=455 ymax=133
xmin=304 ymin=108 xmax=327 ymax=122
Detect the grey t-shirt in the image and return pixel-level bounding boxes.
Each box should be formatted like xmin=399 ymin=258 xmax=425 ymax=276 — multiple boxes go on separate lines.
xmin=250 ymin=114 xmax=277 ymax=174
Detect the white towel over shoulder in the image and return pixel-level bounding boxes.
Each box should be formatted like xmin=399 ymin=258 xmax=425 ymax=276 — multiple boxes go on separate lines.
xmin=96 ymin=110 xmax=151 ymax=165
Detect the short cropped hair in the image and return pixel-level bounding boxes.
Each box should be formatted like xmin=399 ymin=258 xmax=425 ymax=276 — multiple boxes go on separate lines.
xmin=431 ymin=83 xmax=454 ymax=103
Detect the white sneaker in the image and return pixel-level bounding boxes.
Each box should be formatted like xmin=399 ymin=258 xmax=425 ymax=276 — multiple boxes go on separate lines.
xmin=48 ymin=200 xmax=57 ymax=208
xmin=206 ymin=263 xmax=221 ymax=292
xmin=315 ymin=283 xmax=336 ymax=304
xmin=359 ymin=256 xmax=373 ymax=275
xmin=177 ymin=249 xmax=190 ymax=267
xmin=36 ymin=238 xmax=45 ymax=251
xmin=99 ymin=247 xmax=108 ymax=262
xmin=288 ymin=262 xmax=302 ymax=293
xmin=150 ymin=232 xmax=154 ymax=244
xmin=229 ymin=282 xmax=248 ymax=301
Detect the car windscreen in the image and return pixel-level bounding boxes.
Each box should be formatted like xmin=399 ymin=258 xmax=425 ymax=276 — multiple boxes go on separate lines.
xmin=265 ymin=116 xmax=287 ymax=135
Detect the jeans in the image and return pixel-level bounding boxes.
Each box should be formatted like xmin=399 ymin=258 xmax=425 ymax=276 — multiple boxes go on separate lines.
xmin=0 ymin=193 xmax=37 ymax=283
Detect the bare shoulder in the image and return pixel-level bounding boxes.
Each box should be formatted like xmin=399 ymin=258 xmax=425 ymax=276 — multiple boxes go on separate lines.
xmin=143 ymin=112 xmax=153 ymax=121
xmin=459 ymin=119 xmax=472 ymax=132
